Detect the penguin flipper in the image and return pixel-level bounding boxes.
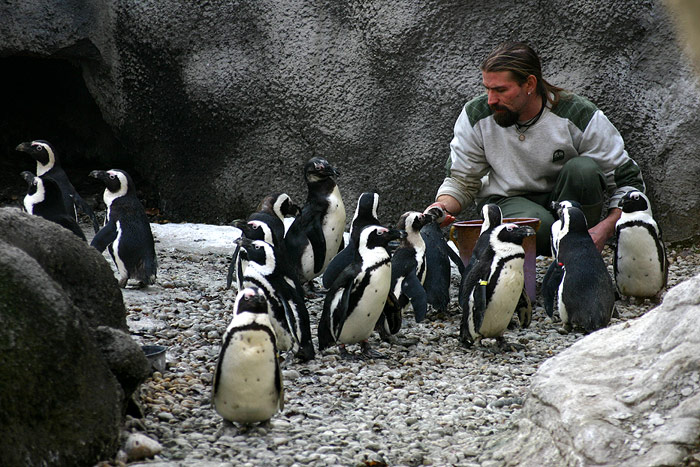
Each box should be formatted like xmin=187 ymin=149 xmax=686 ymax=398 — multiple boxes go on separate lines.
xmin=226 ymin=245 xmax=241 ymax=289
xmin=402 ymin=273 xmax=428 ymax=323
xmin=306 ymin=216 xmax=327 ymax=275
xmin=542 ymin=261 xmax=563 ymax=318
xmin=380 ymin=291 xmax=402 ymax=335
xmin=91 ymin=220 xmax=118 ymax=252
xmin=73 ymin=192 xmax=100 ymax=233
xmin=322 ymin=244 xmax=354 ymax=289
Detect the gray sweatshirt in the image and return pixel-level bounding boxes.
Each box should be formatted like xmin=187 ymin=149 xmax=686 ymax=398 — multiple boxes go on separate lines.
xmin=437 ymin=92 xmax=645 ymax=210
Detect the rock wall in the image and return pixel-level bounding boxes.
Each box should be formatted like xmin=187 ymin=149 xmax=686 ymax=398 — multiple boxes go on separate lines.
xmin=1 ymin=0 xmax=699 ymax=241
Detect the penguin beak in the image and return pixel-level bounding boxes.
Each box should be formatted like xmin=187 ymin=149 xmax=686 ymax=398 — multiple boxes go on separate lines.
xmin=89 ymin=170 xmax=109 ymax=182
xmin=235 ymin=236 xmax=253 ymax=249
xmin=15 ymin=142 xmax=31 ymax=153
xmin=518 ymin=226 xmax=537 ymax=238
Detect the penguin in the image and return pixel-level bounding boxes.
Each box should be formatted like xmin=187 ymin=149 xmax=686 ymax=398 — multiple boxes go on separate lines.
xmin=285 ymin=157 xmax=346 ymax=288
xmin=458 ymin=203 xmax=503 ymax=310
xmin=235 ymin=237 xmax=315 ymax=361
xmin=541 ymin=200 xmax=581 ymax=319
xmin=20 ymin=171 xmax=87 ymax=241
xmin=388 ymin=211 xmax=434 ymax=324
xmin=318 ymin=225 xmax=405 ymax=359
xmin=419 ymin=205 xmax=465 ymax=315
xmin=15 ymin=140 xmax=100 ymax=233
xmin=226 ymin=193 xmax=300 ymax=290
xmin=322 ymin=192 xmax=380 ymax=289
xmin=614 ymin=190 xmax=668 ymax=300
xmin=89 ymin=169 xmax=157 ymax=288
xmin=212 ymin=286 xmax=284 ymax=424
xmin=555 ymin=205 xmax=616 ymax=333
xmin=458 ymin=223 xmax=536 ymax=350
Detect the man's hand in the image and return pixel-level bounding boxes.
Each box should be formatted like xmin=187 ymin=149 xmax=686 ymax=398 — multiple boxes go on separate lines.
xmin=424 ymin=202 xmax=455 ymax=228
xmin=589 ymin=208 xmax=621 ymax=253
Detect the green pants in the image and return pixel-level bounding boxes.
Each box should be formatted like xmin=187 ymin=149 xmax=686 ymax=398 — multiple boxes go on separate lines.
xmin=476 ymin=157 xmax=606 ymax=256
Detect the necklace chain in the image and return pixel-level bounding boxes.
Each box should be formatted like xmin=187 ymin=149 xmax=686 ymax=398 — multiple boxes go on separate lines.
xmin=515 ymin=98 xmax=546 ymax=141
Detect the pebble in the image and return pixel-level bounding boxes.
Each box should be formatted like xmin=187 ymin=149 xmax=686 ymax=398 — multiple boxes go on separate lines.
xmin=107 ymin=239 xmax=700 ymax=465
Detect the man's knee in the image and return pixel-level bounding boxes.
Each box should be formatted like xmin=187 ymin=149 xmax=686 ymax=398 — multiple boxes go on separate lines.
xmin=561 ymin=157 xmax=604 ymax=189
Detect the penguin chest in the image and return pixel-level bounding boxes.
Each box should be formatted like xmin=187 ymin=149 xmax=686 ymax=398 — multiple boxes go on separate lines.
xmin=338 ymin=264 xmax=391 ymax=344
xmin=321 ymin=186 xmax=346 ymax=269
xmin=213 ymin=330 xmax=281 ymax=423
xmin=616 ymin=226 xmax=665 ymax=297
xmin=478 ymin=258 xmax=524 ymax=337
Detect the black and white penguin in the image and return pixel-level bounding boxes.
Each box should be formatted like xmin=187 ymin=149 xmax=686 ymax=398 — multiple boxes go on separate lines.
xmin=89 ymin=169 xmax=157 ymax=288
xmin=226 ymin=193 xmax=300 ymax=290
xmin=323 ymin=192 xmax=380 ymax=289
xmin=235 ymin=237 xmax=315 ymax=361
xmin=419 ymin=206 xmax=465 ymax=315
xmin=318 ymin=225 xmax=405 ymax=359
xmin=541 ymin=200 xmax=581 ymax=319
xmin=458 ymin=223 xmax=535 ymax=350
xmin=20 ymin=171 xmax=86 ymax=241
xmin=614 ymin=190 xmax=668 ymax=300
xmin=389 ymin=211 xmax=434 ymax=324
xmin=212 ymin=286 xmax=284 ymax=424
xmin=458 ymin=203 xmax=503 ymax=310
xmin=285 ymin=157 xmax=346 ymax=287
xmin=556 ymin=205 xmax=616 ymax=333
xmin=15 ymin=140 xmax=100 ymax=233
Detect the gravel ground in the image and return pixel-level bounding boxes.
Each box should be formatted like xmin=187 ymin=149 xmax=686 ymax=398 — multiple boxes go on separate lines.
xmin=103 ymin=224 xmax=700 ymax=467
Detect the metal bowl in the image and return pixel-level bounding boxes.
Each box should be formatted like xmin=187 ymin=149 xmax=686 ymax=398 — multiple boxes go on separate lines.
xmin=142 ymin=345 xmax=167 ymax=373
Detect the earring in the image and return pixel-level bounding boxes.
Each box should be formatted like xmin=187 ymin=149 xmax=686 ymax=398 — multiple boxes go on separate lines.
xmin=528 ymin=91 xmax=532 ymax=96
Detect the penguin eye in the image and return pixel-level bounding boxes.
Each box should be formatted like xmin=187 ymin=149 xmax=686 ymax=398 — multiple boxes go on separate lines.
xmin=254 ymin=244 xmax=262 ymax=250
xmin=109 ymin=174 xmax=116 ymax=179
xmin=506 ymin=225 xmax=515 ymax=231
xmin=252 ymin=224 xmax=259 ymax=229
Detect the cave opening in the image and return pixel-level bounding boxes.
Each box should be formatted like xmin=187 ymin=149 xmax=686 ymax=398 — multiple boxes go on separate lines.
xmin=0 ymin=55 xmax=149 ymax=212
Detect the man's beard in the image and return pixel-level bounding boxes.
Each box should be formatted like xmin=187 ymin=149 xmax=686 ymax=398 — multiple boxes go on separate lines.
xmin=491 ymin=105 xmax=519 ymax=127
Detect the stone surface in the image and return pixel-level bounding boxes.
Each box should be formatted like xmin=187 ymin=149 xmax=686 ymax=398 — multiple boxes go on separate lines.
xmin=0 ymin=208 xmax=149 ymax=465
xmin=1 ymin=1 xmax=700 ymax=241
xmin=484 ymin=272 xmax=700 ymax=466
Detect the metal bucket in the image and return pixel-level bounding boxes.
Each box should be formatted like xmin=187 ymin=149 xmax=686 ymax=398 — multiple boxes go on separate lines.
xmin=449 ymin=217 xmax=541 ymax=301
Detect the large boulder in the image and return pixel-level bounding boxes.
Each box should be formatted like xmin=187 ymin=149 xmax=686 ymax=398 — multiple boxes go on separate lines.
xmin=481 ymin=272 xmax=700 ymax=466
xmin=1 ymin=1 xmax=699 ymax=241
xmin=0 ymin=208 xmax=150 ymax=465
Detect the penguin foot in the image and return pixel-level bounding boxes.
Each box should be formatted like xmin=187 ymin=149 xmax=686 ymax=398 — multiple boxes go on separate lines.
xmin=339 ymin=345 xmax=358 ymax=360
xmin=302 ymin=280 xmax=324 ymax=299
xmin=496 ymin=337 xmax=525 ymax=352
xmin=360 ymin=341 xmax=387 ymax=360
xmin=118 ymin=277 xmax=128 ymax=288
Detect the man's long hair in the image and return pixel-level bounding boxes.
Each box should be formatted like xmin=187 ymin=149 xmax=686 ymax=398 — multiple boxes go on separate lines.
xmin=481 ymin=41 xmax=564 ymax=109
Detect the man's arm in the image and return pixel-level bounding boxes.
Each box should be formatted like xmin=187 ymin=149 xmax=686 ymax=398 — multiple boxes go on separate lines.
xmin=589 ymin=207 xmax=621 ymax=253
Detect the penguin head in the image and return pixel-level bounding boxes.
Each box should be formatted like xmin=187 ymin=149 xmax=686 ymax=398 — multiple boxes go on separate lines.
xmin=494 ymin=223 xmax=536 ymax=246
xmin=235 ymin=237 xmax=275 ymax=271
xmin=240 ymin=220 xmax=273 ymax=243
xmin=233 ymin=287 xmax=270 ymax=316
xmin=16 ymin=140 xmax=57 ymax=173
xmin=397 ymin=211 xmax=432 ymax=234
xmin=551 ymin=200 xmax=582 ymax=221
xmin=258 ymin=193 xmax=300 ymax=219
xmin=620 ymin=190 xmax=651 ymax=215
xmin=350 ymin=192 xmax=380 ymax=238
xmin=20 ymin=171 xmax=40 ymax=195
xmin=480 ymin=204 xmax=503 ymax=233
xmin=89 ymin=169 xmax=134 ymax=196
xmin=359 ymin=225 xmax=406 ymax=252
xmin=559 ymin=206 xmax=588 ymax=234
xmin=304 ymin=157 xmax=339 ymax=183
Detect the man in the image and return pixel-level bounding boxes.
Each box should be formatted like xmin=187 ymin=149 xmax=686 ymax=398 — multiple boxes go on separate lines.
xmin=429 ymin=41 xmax=645 ymax=255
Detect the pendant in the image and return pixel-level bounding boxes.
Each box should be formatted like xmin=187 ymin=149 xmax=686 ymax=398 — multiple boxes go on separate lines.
xmin=518 ymin=133 xmax=526 ymax=141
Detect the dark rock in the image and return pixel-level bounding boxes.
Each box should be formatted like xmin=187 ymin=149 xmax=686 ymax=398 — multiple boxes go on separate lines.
xmin=1 ymin=1 xmax=699 ymax=242
xmin=0 ymin=208 xmax=147 ymax=465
